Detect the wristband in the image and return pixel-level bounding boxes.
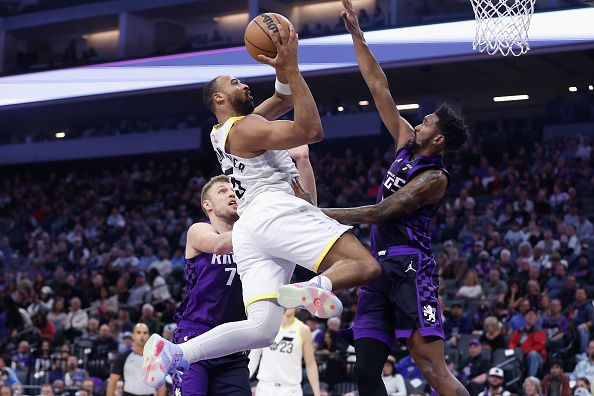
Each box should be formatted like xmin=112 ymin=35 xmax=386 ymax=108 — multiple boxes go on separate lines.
xmin=275 ymin=79 xmax=292 ymax=95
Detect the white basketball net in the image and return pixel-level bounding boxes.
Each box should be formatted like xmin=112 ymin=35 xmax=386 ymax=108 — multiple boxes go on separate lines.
xmin=470 ymin=0 xmax=536 ymax=56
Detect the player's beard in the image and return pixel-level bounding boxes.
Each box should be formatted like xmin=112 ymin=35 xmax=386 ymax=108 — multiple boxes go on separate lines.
xmin=404 ymin=138 xmax=421 ymax=154
xmin=230 ymin=95 xmax=255 ymax=116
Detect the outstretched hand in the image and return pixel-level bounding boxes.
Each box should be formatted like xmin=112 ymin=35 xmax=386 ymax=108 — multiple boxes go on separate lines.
xmin=257 ymin=22 xmax=299 ymax=73
xmin=291 ymin=178 xmax=314 ymax=205
xmin=341 ymin=0 xmax=362 ymax=34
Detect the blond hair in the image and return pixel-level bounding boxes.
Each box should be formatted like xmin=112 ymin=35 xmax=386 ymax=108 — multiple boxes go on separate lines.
xmin=200 ymin=175 xmax=230 ymax=216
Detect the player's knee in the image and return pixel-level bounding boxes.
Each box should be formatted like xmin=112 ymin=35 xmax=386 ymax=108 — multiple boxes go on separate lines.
xmin=360 ymin=259 xmax=382 ymax=282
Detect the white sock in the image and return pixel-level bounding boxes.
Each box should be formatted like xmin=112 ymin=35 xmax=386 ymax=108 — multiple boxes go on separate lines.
xmin=178 ymin=300 xmax=283 ymax=363
xmin=309 ymin=275 xmax=333 ymax=292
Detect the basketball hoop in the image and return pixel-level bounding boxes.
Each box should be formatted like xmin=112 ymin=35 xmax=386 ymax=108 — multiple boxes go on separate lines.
xmin=470 ymin=0 xmax=536 ymax=57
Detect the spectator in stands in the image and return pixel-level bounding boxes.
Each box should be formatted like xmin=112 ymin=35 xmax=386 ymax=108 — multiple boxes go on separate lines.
xmin=567 ymin=288 xmax=594 ymax=356
xmin=148 ymin=249 xmax=172 ymax=277
xmin=64 ymin=297 xmax=88 ymax=339
xmin=523 ymin=376 xmax=543 ymax=396
xmin=509 ymin=298 xmax=531 ymax=333
xmin=93 ymin=324 xmax=118 ymax=361
xmin=479 ymin=316 xmax=505 ymax=351
xmin=577 ymin=215 xmax=593 ymax=241
xmin=40 ymin=384 xmax=54 ymax=396
xmin=107 ymin=323 xmax=165 ymax=396
xmin=0 ymin=387 xmax=9 ymax=396
xmin=139 ymin=304 xmax=161 ymax=335
xmin=459 ymin=339 xmax=490 ymax=396
xmin=546 ymin=265 xmax=568 ymax=298
xmin=504 ymin=280 xmax=523 ymax=311
xmin=81 ymin=379 xmax=96 ymax=396
xmin=0 ymin=355 xmax=20 ymax=386
xmin=508 ymin=308 xmax=547 ymax=377
xmin=47 ymin=298 xmax=68 ymax=335
xmin=477 ymin=367 xmax=510 ymax=396
xmin=536 ymin=229 xmax=561 ymax=255
xmin=542 ymin=359 xmax=570 ymax=396
xmin=575 ymin=378 xmax=591 ymax=393
xmin=455 ymin=270 xmax=483 ymax=303
xmin=444 ymin=302 xmax=473 ymax=346
xmin=381 ymin=355 xmax=406 ymax=396
xmin=63 ymin=355 xmax=89 ymax=388
xmin=575 ymin=388 xmax=592 ymax=396
xmin=558 ymin=274 xmax=578 ymax=308
xmin=454 ymin=189 xmax=476 ymax=213
xmin=148 ymin=268 xmax=171 ymax=302
xmin=11 ymin=341 xmax=32 ymax=383
xmin=541 ymin=298 xmax=568 ymax=353
xmin=34 ymin=341 xmax=53 ymax=373
xmin=396 ymin=354 xmax=422 ymax=380
xmin=127 ymin=272 xmax=151 ymax=307
xmin=106 ymin=208 xmax=126 ymax=228
xmin=118 ymin=331 xmax=133 ymax=354
xmin=570 ymin=254 xmax=593 ymax=285
xmin=138 ymin=247 xmax=157 ymax=271
xmin=483 ymin=269 xmax=508 ymax=308
xmin=90 ymin=286 xmax=117 ymax=320
xmin=317 ymin=329 xmax=347 ymax=388
xmin=570 ymin=340 xmax=594 ymax=381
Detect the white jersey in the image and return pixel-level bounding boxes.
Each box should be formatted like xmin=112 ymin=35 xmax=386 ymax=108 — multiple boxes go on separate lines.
xmin=210 ymin=116 xmax=299 ymax=216
xmin=257 ymin=319 xmax=305 ymax=386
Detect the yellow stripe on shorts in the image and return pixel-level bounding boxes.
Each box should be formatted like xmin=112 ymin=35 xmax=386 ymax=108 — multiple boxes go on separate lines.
xmin=313 ymin=235 xmax=341 ymax=273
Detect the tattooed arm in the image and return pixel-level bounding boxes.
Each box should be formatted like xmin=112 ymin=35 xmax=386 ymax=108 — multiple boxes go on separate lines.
xmin=322 ymin=169 xmax=447 ymax=225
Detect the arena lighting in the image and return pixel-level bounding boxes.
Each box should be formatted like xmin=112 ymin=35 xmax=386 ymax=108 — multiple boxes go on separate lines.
xmin=589 ymin=85 xmax=594 ymax=91
xmin=569 ymin=86 xmax=578 ymax=92
xmin=493 ymin=95 xmax=529 ymax=102
xmin=337 ymin=106 xmax=344 ymax=112
xmin=55 ymin=132 xmax=66 ymax=138
xmin=1 ymin=7 xmax=593 ymax=108
xmin=358 ymin=100 xmax=369 ymax=106
xmin=397 ymin=104 xmax=420 ymax=110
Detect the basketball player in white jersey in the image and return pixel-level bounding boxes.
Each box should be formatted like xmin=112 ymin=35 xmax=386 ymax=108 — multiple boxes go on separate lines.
xmin=142 ymin=21 xmax=381 ymax=389
xmin=248 ymin=309 xmax=320 ymax=396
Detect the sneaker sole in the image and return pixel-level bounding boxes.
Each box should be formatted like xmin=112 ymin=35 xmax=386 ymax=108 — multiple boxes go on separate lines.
xmin=142 ymin=334 xmax=166 ymax=388
xmin=277 ymin=284 xmax=343 ymax=318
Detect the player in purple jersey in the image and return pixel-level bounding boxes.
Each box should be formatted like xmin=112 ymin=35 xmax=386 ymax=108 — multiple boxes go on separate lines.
xmin=172 ymin=174 xmax=248 ymax=396
xmin=320 ymin=2 xmax=471 ymax=396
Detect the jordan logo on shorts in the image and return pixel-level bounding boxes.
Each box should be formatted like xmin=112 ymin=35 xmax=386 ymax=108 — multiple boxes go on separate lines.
xmin=405 ymin=261 xmax=416 ymax=273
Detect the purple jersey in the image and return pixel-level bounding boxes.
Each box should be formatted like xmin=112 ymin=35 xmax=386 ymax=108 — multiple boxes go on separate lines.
xmin=370 ymin=146 xmax=449 ymax=255
xmin=174 ymin=250 xmax=246 ymax=331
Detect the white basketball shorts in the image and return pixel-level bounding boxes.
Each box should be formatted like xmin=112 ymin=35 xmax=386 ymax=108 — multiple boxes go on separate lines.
xmin=232 ymin=190 xmax=351 ymax=308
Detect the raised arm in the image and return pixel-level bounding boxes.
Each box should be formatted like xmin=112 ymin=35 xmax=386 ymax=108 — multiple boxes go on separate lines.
xmin=186 ymin=223 xmax=233 ymax=257
xmin=253 ymin=70 xmax=294 ymax=121
xmin=230 ymin=23 xmax=323 ymax=153
xmin=322 ymin=169 xmax=448 ymax=224
xmin=341 ymin=0 xmax=413 ymax=150
xmin=289 ymin=145 xmax=317 ymax=205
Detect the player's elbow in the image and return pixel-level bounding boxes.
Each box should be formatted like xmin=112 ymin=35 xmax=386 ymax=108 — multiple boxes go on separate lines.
xmin=308 ymin=126 xmax=324 ymax=143
xmin=213 ymin=242 xmax=232 ymax=255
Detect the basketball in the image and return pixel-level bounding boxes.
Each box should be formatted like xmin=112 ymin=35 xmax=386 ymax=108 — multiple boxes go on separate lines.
xmin=244 ymin=13 xmax=293 ymax=62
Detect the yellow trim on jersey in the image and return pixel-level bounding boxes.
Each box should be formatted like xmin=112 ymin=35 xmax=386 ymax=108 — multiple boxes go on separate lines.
xmin=210 ymin=116 xmax=245 ymax=134
xmin=245 ymin=293 xmax=278 ymax=310
xmin=295 ymin=320 xmax=303 ymax=345
xmin=312 ymin=235 xmax=341 ymax=273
